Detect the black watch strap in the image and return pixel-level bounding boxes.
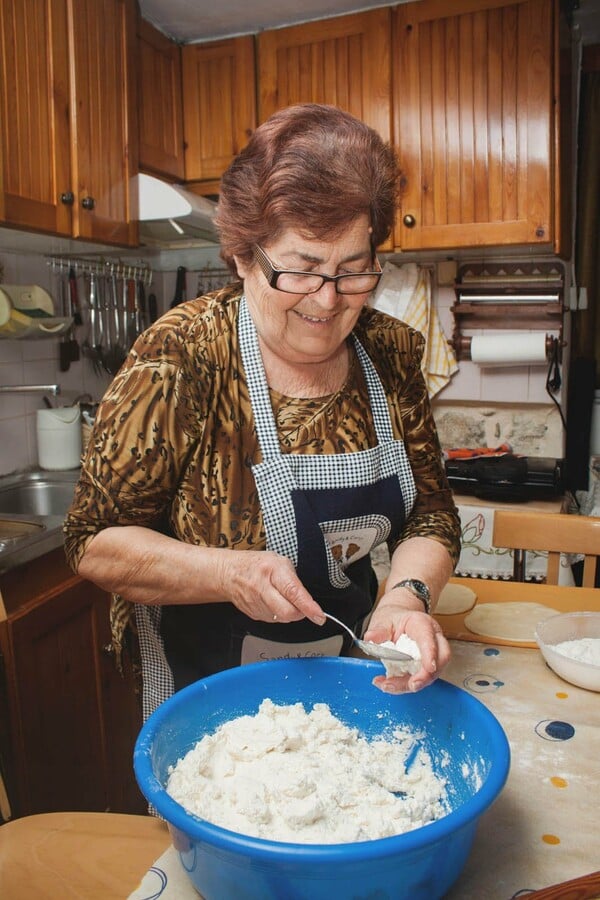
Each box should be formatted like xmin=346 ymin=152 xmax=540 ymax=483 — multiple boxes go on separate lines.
xmin=390 ymin=578 xmax=431 ymax=614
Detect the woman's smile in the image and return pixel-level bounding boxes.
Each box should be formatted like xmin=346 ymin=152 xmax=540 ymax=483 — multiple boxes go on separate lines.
xmin=293 ymin=308 xmax=338 ymax=324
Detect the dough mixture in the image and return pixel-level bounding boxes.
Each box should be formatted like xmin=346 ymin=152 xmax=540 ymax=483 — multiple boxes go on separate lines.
xmin=436 ymin=582 xmax=477 ymax=615
xmin=379 ymin=633 xmax=421 ymax=678
xmin=167 ymin=699 xmax=449 ymax=844
xmin=464 ymin=601 xmax=559 ymax=643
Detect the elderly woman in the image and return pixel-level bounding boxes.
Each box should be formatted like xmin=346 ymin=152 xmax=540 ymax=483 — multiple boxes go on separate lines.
xmin=64 ymin=104 xmax=461 ymax=719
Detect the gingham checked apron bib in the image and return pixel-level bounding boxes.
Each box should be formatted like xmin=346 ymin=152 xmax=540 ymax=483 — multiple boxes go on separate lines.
xmin=136 ymin=298 xmax=416 ymax=717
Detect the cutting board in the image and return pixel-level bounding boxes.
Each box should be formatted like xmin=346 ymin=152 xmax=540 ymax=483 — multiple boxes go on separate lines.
xmin=434 ymin=577 xmax=600 ymax=649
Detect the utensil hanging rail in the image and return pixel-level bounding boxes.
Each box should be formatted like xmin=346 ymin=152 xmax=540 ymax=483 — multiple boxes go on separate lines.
xmin=46 ymin=256 xmax=153 ymax=286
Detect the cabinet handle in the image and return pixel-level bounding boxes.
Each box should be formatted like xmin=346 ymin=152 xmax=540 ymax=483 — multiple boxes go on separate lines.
xmin=60 ymin=191 xmax=75 ymax=205
xmin=81 ymin=196 xmax=96 ymax=211
xmin=402 ymin=214 xmax=416 ymax=228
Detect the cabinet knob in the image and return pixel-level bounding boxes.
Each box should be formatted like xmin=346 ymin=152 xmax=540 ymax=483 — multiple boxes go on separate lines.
xmin=402 ymin=214 xmax=416 ymax=228
xmin=81 ymin=196 xmax=96 ymax=211
xmin=101 ymin=642 xmax=115 ymax=657
xmin=60 ymin=191 xmax=75 ymax=205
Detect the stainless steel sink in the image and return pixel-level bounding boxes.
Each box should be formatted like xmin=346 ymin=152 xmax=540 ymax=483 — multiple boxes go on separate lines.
xmin=0 ymin=469 xmax=79 ymax=517
xmin=0 ymin=469 xmax=80 ymax=570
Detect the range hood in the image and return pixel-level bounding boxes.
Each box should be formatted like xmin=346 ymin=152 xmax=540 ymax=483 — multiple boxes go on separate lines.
xmin=137 ymin=173 xmax=219 ymax=247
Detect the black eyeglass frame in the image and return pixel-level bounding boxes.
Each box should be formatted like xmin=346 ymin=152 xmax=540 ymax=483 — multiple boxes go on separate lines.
xmin=252 ymin=244 xmax=383 ymax=295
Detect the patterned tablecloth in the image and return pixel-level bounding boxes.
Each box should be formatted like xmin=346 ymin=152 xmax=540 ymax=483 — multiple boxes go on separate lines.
xmin=129 ymin=640 xmax=599 ymax=900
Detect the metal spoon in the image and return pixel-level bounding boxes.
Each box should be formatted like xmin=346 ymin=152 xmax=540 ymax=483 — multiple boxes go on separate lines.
xmin=323 ymin=612 xmax=415 ymax=662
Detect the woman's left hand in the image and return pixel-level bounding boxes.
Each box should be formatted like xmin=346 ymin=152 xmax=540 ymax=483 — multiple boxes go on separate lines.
xmin=362 ymin=600 xmax=450 ymax=694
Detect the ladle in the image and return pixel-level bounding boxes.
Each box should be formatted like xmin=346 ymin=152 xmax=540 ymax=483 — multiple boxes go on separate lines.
xmin=323 ymin=612 xmax=415 ymax=662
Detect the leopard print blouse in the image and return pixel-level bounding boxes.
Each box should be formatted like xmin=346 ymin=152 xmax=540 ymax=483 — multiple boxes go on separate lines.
xmin=64 ymin=284 xmax=461 ymax=573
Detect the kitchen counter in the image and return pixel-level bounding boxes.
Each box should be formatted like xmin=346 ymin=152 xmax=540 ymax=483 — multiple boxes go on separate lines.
xmin=1 ymin=580 xmax=599 ymax=899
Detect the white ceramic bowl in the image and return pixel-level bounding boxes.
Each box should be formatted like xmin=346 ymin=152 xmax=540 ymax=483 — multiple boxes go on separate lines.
xmin=535 ymin=612 xmax=600 ymax=692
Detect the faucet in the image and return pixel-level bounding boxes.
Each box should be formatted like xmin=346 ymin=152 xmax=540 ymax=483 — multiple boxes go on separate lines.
xmin=0 ymin=384 xmax=61 ymax=396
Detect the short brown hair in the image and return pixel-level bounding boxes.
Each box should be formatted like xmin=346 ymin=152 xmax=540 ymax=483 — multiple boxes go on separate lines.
xmin=215 ymin=104 xmax=400 ymax=273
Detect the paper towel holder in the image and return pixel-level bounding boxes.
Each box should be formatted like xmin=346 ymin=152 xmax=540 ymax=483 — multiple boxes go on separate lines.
xmin=453 ymin=333 xmax=560 ymax=363
xmin=451 ymin=262 xmax=565 ymax=362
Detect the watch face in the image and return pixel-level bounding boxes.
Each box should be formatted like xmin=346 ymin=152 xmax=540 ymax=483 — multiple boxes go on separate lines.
xmin=407 ymin=579 xmax=430 ymax=600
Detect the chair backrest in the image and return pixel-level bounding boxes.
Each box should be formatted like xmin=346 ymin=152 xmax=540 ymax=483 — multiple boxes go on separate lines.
xmin=492 ymin=509 xmax=600 ymax=587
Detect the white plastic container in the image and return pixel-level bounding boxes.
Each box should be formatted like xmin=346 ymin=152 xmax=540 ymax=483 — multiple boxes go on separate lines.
xmin=36 ymin=407 xmax=82 ymax=470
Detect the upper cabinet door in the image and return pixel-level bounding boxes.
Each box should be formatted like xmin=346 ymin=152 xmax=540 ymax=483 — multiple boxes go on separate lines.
xmin=393 ymin=0 xmax=555 ymax=251
xmin=258 ymin=9 xmax=391 ymax=142
xmin=67 ymin=0 xmax=138 ymax=246
xmin=138 ymin=17 xmax=185 ymax=180
xmin=182 ymin=36 xmax=257 ymax=182
xmin=0 ymin=0 xmax=73 ymax=235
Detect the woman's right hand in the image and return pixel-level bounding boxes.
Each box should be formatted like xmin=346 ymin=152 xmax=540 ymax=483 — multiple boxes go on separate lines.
xmin=217 ymin=549 xmax=326 ymax=626
xmin=77 ymin=526 xmax=326 ymax=625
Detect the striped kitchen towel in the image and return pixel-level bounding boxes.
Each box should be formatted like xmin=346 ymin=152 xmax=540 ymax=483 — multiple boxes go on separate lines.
xmin=370 ymin=262 xmax=458 ymax=397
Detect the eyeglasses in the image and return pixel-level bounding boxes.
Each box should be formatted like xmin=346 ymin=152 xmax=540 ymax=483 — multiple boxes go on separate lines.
xmin=252 ymin=244 xmax=382 ymax=295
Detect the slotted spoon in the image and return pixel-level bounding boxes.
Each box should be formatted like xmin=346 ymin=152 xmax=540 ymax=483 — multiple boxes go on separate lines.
xmin=323 ymin=612 xmax=415 ymax=662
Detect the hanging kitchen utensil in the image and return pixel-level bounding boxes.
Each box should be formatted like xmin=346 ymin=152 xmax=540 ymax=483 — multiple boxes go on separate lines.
xmin=170 ymin=266 xmax=186 ymax=308
xmin=101 ymin=268 xmax=127 ymax=375
xmin=68 ymin=267 xmax=83 ymax=326
xmin=137 ymin=279 xmax=146 ymax=333
xmin=59 ymin=271 xmax=80 ymax=371
xmin=121 ymin=273 xmax=129 ymax=352
xmin=127 ymin=277 xmax=137 ymax=345
xmin=81 ymin=271 xmax=103 ymax=374
xmin=147 ymin=293 xmax=158 ymax=324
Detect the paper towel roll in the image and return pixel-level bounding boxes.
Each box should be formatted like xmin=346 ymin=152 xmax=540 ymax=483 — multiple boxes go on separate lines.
xmin=470 ymin=332 xmax=549 ymax=367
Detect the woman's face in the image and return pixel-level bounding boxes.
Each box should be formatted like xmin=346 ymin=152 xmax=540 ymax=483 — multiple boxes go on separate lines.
xmin=235 ymin=216 xmax=375 ymax=367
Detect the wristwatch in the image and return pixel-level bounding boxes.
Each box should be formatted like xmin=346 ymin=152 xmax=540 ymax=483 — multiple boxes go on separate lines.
xmin=390 ymin=579 xmax=431 ymax=615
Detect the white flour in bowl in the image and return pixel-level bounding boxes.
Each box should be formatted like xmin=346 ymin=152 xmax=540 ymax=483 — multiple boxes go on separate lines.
xmin=166 ymin=699 xmax=448 ymax=844
xmin=554 ymin=638 xmax=600 ymax=666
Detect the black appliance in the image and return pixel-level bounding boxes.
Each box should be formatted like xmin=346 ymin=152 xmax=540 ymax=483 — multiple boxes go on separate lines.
xmin=445 ymin=455 xmax=564 ymax=503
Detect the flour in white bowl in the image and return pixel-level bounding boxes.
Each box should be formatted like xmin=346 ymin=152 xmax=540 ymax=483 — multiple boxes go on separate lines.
xmin=166 ymin=699 xmax=448 ymax=844
xmin=554 ymin=637 xmax=600 ymax=666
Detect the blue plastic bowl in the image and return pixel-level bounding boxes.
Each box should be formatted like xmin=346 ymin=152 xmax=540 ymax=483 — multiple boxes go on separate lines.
xmin=134 ymin=657 xmax=510 ymax=900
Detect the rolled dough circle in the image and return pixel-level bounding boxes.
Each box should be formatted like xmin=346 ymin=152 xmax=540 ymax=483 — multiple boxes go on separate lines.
xmin=464 ymin=602 xmax=559 ymax=642
xmin=436 ymin=583 xmax=477 ymax=615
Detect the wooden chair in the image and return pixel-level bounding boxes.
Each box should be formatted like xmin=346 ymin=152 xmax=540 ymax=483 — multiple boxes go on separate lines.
xmin=492 ymin=509 xmax=600 ymax=587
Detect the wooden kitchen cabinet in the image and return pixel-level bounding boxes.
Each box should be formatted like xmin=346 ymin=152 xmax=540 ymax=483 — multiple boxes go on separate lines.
xmin=258 ymin=9 xmax=391 ymax=143
xmin=138 ymin=16 xmax=185 ymax=180
xmin=66 ymin=0 xmax=138 ymax=245
xmin=0 ymin=0 xmax=72 ymax=236
xmin=393 ymin=0 xmax=559 ymax=252
xmin=182 ymin=36 xmax=257 ymax=183
xmin=0 ymin=0 xmax=138 ymax=247
xmin=0 ymin=549 xmax=145 ymax=818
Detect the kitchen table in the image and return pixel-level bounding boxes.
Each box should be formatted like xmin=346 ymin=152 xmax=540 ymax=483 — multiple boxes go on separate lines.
xmin=1 ymin=579 xmax=599 ymax=899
